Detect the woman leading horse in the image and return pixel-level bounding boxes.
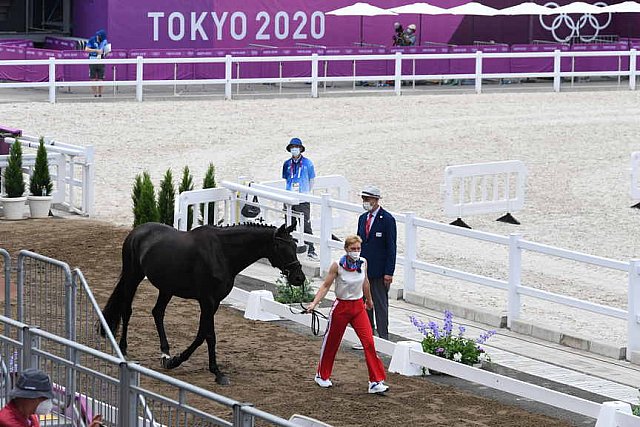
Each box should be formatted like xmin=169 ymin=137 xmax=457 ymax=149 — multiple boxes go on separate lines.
xmin=101 ymin=222 xmax=306 ymax=385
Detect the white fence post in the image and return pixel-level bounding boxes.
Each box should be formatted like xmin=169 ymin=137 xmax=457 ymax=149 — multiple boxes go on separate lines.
xmin=319 ymin=194 xmax=333 ymax=276
xmin=630 ymin=49 xmax=637 ymax=91
xmin=507 ymin=233 xmax=522 ymax=328
xmin=475 ymin=50 xmax=483 ymax=94
xmin=403 ymin=212 xmax=417 ymax=293
xmin=627 ymin=259 xmax=640 ymax=360
xmin=135 ymin=56 xmax=143 ymax=102
xmin=225 ymin=55 xmax=233 ymax=100
xmin=394 ymin=51 xmax=402 ymax=96
xmin=311 ymin=53 xmax=319 ymax=98
xmin=48 ymin=57 xmax=56 ymax=104
xmin=83 ymin=146 xmax=95 ymax=216
xmin=553 ymin=49 xmax=561 ymax=93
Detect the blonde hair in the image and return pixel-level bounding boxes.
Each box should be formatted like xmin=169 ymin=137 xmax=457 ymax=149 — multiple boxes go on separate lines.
xmin=344 ymin=235 xmax=362 ymax=249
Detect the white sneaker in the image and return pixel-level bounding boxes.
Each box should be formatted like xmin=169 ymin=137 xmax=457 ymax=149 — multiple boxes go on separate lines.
xmin=368 ymin=381 xmax=389 ymax=394
xmin=307 ymin=251 xmax=319 ymax=261
xmin=352 ymin=343 xmax=364 ymax=350
xmin=314 ymin=375 xmax=333 ymax=388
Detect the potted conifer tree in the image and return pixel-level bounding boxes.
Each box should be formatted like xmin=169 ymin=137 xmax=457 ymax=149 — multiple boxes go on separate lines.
xmin=27 ymin=138 xmax=53 ymax=218
xmin=1 ymin=140 xmax=27 ymax=220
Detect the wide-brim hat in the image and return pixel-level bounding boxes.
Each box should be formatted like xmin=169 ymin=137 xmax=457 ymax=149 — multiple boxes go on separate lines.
xmin=360 ymin=185 xmax=382 ymax=199
xmin=286 ymin=137 xmax=305 ymax=153
xmin=9 ymin=368 xmax=54 ymax=400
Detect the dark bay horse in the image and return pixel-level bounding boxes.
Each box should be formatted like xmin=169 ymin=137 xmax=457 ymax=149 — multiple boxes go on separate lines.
xmin=101 ymin=222 xmax=305 ymax=385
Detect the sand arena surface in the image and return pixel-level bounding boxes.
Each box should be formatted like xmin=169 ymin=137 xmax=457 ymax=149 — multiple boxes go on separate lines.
xmin=3 ymin=90 xmax=640 ymax=345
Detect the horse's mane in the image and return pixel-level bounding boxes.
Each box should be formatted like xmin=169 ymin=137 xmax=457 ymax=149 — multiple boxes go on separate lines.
xmin=203 ymin=222 xmax=277 ymax=231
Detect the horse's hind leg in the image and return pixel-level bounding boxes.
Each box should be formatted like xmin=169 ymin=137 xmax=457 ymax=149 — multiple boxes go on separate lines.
xmin=118 ymin=272 xmax=144 ymax=356
xmin=152 ymin=291 xmax=173 ymax=357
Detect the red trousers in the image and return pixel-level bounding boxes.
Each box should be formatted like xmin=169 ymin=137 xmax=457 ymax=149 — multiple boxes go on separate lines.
xmin=317 ymin=299 xmax=386 ymax=382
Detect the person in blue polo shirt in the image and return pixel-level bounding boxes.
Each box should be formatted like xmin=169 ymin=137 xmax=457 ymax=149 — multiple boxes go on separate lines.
xmin=85 ymin=29 xmax=109 ymax=98
xmin=282 ymin=138 xmax=318 ymax=260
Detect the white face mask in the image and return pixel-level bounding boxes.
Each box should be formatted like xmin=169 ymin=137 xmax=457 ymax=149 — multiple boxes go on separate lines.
xmin=35 ymin=399 xmax=53 ymax=415
xmin=347 ymin=251 xmax=361 ymax=261
xmin=362 ymin=201 xmax=372 ymax=212
xmin=290 ymin=148 xmax=301 ymax=157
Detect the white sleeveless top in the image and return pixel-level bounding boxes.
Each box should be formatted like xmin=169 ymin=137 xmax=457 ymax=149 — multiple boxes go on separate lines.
xmin=334 ymin=257 xmax=367 ymax=300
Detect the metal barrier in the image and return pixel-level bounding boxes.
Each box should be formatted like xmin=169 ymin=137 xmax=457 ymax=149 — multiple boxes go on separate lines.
xmin=1 ymin=134 xmax=95 ymax=216
xmin=442 ymin=160 xmax=527 ymax=225
xmin=0 ymin=314 xmax=305 ymax=427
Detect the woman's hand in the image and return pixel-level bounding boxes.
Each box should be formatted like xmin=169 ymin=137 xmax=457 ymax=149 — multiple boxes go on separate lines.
xmin=306 ymin=302 xmax=317 ymax=313
xmin=365 ymin=299 xmax=373 ymax=310
xmin=89 ymin=415 xmax=104 ymax=427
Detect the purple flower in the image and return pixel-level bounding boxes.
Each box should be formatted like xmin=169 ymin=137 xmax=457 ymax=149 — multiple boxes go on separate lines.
xmin=458 ymin=325 xmax=466 ymax=336
xmin=436 ymin=347 xmax=445 ymax=354
xmin=476 ymin=330 xmax=496 ymax=344
xmin=427 ymin=321 xmax=441 ymax=340
xmin=443 ymin=310 xmax=454 ymax=337
xmin=410 ymin=315 xmax=430 ymax=338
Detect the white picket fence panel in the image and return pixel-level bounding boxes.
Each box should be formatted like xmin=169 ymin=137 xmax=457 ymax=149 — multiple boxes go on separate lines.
xmin=1 ymin=134 xmax=95 ymax=215
xmin=442 ymin=160 xmax=527 ymax=218
xmin=630 ymin=152 xmax=640 ymax=201
xmin=0 ymin=49 xmax=638 ymax=103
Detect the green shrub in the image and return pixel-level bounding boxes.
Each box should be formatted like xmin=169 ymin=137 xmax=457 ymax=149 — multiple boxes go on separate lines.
xmin=29 ymin=137 xmax=53 ymax=197
xmin=157 ymin=169 xmax=175 ymax=226
xmin=136 ymin=172 xmax=159 ymax=226
xmin=274 ymin=276 xmax=314 ymax=304
xmin=131 ymin=174 xmax=143 ymax=227
xmin=201 ymin=163 xmax=216 ymax=225
xmin=3 ymin=140 xmax=25 ymax=198
xmin=178 ymin=166 xmax=194 ymax=230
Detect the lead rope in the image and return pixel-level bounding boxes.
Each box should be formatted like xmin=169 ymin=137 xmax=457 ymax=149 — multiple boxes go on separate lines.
xmin=284 ymin=280 xmax=329 ymax=337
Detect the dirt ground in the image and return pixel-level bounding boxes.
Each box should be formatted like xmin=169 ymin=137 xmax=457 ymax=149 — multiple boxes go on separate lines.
xmin=0 ymin=218 xmax=576 ymax=427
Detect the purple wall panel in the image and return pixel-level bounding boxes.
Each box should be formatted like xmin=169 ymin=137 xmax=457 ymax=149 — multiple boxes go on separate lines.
xmin=0 ymin=45 xmax=27 ymax=81
xmin=23 ymin=49 xmax=63 ymax=82
xmin=0 ymin=39 xmax=34 ymax=48
xmin=510 ymin=44 xmax=570 ymax=73
xmin=449 ymin=46 xmax=477 ymax=75
xmin=478 ymin=45 xmax=510 ymax=74
xmin=128 ymin=49 xmax=195 ymax=80
xmin=44 ymin=37 xmax=80 ymax=51
xmin=193 ymin=49 xmax=226 ymax=79
xmin=571 ymin=43 xmax=630 ymax=72
xmin=227 ymin=49 xmax=261 ymax=78
xmin=62 ymin=49 xmax=129 ymax=82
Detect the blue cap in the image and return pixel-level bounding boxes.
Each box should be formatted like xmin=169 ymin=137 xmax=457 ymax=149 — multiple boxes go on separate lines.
xmin=286 ymin=138 xmax=305 ymax=153
xmin=96 ymin=29 xmax=107 ymax=40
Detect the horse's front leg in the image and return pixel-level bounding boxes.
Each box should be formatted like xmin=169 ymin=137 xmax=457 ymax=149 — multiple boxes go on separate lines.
xmin=152 ymin=292 xmax=173 ymax=360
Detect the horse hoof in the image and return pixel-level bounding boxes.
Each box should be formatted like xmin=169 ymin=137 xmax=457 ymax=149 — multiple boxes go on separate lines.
xmin=162 ymin=355 xmax=180 ymax=369
xmin=216 ymin=375 xmax=230 ymax=385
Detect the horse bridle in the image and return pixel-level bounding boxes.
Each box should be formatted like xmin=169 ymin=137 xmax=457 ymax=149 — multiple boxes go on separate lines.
xmin=272 ymin=233 xmax=302 ymax=275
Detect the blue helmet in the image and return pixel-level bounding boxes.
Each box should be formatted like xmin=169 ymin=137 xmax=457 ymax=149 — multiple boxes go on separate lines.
xmin=286 ymin=137 xmax=305 ymax=153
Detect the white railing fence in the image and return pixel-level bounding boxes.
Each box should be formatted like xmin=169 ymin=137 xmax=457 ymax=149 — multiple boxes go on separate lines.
xmin=1 ymin=134 xmax=95 ymax=215
xmin=176 ymin=176 xmax=640 ymax=362
xmin=0 ymin=49 xmax=638 ymax=103
xmin=230 ymin=286 xmax=639 ymax=426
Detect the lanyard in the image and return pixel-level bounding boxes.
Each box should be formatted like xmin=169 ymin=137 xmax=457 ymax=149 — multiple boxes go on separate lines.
xmin=289 ymin=157 xmax=303 ymax=180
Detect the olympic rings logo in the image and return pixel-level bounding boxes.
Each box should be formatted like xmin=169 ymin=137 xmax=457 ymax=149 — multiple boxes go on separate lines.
xmin=539 ymin=2 xmax=611 ymax=43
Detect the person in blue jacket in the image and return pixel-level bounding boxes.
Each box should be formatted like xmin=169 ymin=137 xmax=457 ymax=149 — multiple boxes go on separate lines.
xmin=85 ymin=29 xmax=109 ymax=97
xmin=282 ymin=138 xmax=318 ymax=260
xmin=356 ymin=185 xmax=397 ymax=341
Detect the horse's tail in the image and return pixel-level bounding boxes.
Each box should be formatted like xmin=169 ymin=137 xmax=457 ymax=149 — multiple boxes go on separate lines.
xmin=100 ymin=231 xmax=143 ymax=337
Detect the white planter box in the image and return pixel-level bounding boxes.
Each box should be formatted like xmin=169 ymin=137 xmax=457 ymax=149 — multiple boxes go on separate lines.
xmin=27 ymin=195 xmax=52 ymax=219
xmin=0 ymin=196 xmax=27 ymax=220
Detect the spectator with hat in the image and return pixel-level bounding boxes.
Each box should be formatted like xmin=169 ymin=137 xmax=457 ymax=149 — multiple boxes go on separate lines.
xmin=0 ymin=367 xmax=54 ymax=426
xmin=85 ymin=29 xmax=109 ymax=98
xmin=282 ymin=137 xmax=318 ymax=260
xmin=355 ymin=185 xmax=396 ymax=343
xmin=404 ymin=24 xmax=417 ymax=46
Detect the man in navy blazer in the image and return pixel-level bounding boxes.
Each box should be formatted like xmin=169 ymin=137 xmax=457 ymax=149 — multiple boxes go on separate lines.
xmin=357 ymin=185 xmax=397 ymax=341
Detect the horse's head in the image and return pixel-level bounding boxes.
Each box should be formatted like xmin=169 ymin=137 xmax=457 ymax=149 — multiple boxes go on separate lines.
xmin=269 ymin=224 xmax=306 ymax=286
